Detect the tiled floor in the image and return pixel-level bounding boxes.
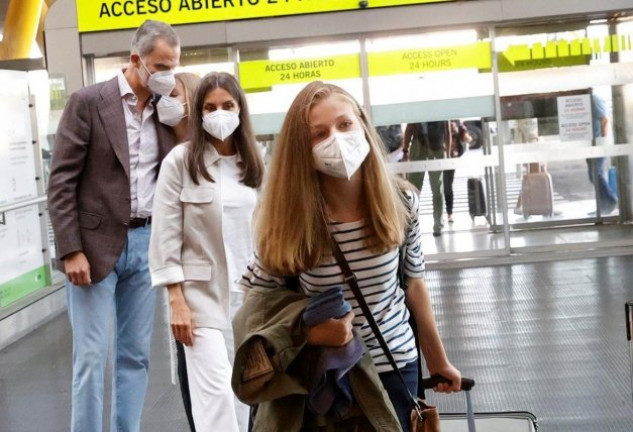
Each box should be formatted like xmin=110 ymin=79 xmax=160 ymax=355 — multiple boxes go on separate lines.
xmin=416 ymin=166 xmax=633 ymax=262
xmin=425 ymin=257 xmax=633 ymax=431
xmin=2 ymin=256 xmax=633 ymax=431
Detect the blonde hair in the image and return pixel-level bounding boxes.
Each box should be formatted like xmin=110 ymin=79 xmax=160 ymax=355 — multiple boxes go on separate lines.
xmin=256 ymin=81 xmax=410 ymax=275
xmin=175 ymin=72 xmax=200 ymax=116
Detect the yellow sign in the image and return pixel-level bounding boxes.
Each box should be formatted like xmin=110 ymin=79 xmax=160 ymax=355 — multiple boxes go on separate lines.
xmin=498 ymin=55 xmax=587 ymax=73
xmin=367 ymin=41 xmax=491 ymax=76
xmin=502 ymin=34 xmax=633 ymax=66
xmin=238 ymin=54 xmax=360 ymax=90
xmin=76 ymin=0 xmax=454 ymax=33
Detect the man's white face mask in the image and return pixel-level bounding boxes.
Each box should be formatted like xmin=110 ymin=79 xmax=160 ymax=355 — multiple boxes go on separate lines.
xmin=202 ymin=110 xmax=240 ymax=141
xmin=312 ymin=130 xmax=370 ymax=180
xmin=156 ymin=95 xmax=186 ymax=127
xmin=139 ymin=58 xmax=176 ymax=96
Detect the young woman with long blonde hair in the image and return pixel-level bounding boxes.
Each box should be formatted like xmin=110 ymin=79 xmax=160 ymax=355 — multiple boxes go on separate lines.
xmin=236 ymin=81 xmax=461 ymax=431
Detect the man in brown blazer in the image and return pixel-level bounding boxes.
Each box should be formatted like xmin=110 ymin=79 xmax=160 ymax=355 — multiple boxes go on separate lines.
xmin=47 ymin=20 xmax=179 ymax=432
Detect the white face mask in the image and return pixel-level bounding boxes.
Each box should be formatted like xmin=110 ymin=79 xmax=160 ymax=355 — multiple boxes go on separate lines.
xmin=312 ymin=130 xmax=370 ymax=180
xmin=156 ymin=95 xmax=186 ymax=127
xmin=202 ymin=110 xmax=240 ymax=141
xmin=139 ymin=58 xmax=176 ymax=96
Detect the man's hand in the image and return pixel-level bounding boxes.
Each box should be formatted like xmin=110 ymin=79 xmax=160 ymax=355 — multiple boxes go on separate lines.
xmin=401 ymin=149 xmax=410 ymax=162
xmin=64 ymin=251 xmax=92 ymax=286
xmin=306 ymin=311 xmax=355 ymax=347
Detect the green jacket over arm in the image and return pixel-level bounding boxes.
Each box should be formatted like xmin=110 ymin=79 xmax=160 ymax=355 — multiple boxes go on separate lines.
xmin=232 ymin=286 xmax=403 ymax=432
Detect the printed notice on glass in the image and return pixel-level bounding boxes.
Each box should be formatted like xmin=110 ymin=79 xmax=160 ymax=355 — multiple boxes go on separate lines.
xmin=557 ymin=94 xmax=592 ymax=142
xmin=0 ymin=205 xmax=47 ymax=307
xmin=0 ymin=70 xmax=38 ymax=207
xmin=0 ymin=70 xmax=47 ymax=308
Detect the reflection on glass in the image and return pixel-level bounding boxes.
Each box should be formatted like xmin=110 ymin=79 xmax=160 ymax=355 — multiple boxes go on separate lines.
xmin=366 ymin=28 xmax=497 ymax=249
xmin=93 ymin=47 xmax=234 ymax=84
xmin=495 ymin=18 xmax=633 ymax=248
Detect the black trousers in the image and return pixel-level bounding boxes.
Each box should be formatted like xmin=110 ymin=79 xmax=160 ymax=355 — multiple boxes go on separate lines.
xmin=176 ymin=341 xmax=196 ymax=432
xmin=443 ymin=169 xmax=456 ymax=215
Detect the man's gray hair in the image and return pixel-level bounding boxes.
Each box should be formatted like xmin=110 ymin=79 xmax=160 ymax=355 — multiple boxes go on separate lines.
xmin=131 ymin=20 xmax=180 ymax=57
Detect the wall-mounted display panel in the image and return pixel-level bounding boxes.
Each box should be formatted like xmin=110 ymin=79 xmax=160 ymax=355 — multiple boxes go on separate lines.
xmin=0 ymin=70 xmax=50 ymax=309
xmin=0 ymin=71 xmax=39 ymax=206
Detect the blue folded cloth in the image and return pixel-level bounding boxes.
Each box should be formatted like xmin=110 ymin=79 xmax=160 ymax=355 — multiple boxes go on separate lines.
xmin=307 ymin=335 xmax=364 ymax=416
xmin=302 ymin=287 xmax=352 ymax=327
xmin=300 ymin=287 xmax=362 ymax=418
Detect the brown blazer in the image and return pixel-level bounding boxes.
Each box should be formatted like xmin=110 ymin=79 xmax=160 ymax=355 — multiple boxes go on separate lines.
xmin=48 ymin=76 xmax=176 ymax=283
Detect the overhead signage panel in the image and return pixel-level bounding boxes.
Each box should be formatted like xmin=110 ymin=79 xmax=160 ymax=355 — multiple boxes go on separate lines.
xmin=76 ymin=0 xmax=454 ymax=33
xmin=238 ymin=54 xmax=361 ymax=90
xmin=367 ymin=41 xmax=491 ymax=76
xmin=499 ymin=35 xmax=632 ymax=72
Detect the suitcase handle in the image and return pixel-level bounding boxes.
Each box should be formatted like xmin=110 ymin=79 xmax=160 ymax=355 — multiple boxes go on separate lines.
xmin=626 ymin=301 xmax=633 ymax=341
xmin=420 ymin=374 xmax=475 ymax=391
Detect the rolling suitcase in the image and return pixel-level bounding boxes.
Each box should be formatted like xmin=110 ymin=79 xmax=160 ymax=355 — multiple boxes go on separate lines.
xmin=467 ymin=178 xmax=486 ymax=220
xmin=421 ymin=376 xmax=539 ymax=432
xmin=520 ymin=172 xmax=554 ymax=217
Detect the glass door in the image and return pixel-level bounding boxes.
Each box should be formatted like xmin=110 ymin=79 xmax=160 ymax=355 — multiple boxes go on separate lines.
xmin=365 ymin=28 xmax=504 ymax=259
xmin=494 ymin=19 xmax=633 ymax=251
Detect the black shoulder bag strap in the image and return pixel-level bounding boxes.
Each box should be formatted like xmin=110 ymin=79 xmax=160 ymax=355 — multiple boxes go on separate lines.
xmin=329 ymin=236 xmax=425 ymax=419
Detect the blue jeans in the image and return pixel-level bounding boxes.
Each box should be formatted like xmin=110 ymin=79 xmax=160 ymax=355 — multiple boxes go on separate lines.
xmin=66 ymin=226 xmax=155 ymax=432
xmin=379 ymin=361 xmax=419 ymax=432
xmin=587 ymin=157 xmax=618 ymax=212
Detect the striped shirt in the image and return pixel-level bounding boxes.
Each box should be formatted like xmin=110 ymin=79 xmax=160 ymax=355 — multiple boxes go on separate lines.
xmin=240 ymin=191 xmax=425 ymax=373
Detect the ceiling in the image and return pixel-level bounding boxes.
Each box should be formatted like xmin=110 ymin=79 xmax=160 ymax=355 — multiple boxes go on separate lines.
xmin=0 ymin=0 xmax=58 ymax=37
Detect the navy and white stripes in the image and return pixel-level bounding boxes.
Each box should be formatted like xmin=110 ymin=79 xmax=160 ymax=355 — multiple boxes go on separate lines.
xmin=240 ymin=191 xmax=425 ymax=373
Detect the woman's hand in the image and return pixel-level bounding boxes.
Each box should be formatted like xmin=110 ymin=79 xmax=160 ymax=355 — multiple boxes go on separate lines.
xmin=306 ymin=312 xmax=355 ymax=346
xmin=405 ymin=278 xmax=462 ymax=393
xmin=167 ymin=284 xmax=194 ymax=346
xmin=429 ymin=361 xmax=462 ymax=393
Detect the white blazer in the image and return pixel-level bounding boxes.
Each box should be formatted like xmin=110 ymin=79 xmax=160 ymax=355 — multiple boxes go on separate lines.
xmin=149 ymin=142 xmax=241 ymax=329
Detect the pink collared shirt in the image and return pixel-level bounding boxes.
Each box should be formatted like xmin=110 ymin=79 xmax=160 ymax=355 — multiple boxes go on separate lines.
xmin=117 ymin=70 xmax=159 ymax=218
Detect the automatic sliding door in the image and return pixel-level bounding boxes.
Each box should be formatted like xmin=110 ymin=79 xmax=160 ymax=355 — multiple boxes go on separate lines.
xmin=495 ymin=20 xmax=633 ymax=251
xmin=365 ymin=28 xmax=504 ymax=259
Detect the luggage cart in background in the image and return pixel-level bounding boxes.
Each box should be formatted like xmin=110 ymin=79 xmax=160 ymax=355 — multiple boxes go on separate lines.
xmin=421 ymin=376 xmax=538 ymax=432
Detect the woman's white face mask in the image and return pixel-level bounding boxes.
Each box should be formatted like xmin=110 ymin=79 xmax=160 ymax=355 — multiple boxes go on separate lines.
xmin=202 ymin=109 xmax=240 ymax=141
xmin=312 ymin=130 xmax=370 ymax=180
xmin=156 ymin=95 xmax=186 ymax=127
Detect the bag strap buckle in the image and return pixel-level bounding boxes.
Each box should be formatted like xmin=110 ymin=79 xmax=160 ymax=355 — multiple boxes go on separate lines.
xmin=413 ymin=400 xmax=424 ymax=422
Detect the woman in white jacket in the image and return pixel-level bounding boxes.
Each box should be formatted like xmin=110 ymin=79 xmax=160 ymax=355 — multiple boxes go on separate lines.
xmin=149 ymin=72 xmax=265 ymax=431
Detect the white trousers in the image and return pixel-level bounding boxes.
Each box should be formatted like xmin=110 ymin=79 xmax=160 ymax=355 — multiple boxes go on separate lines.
xmin=222 ymin=291 xmax=250 ymax=432
xmin=185 ymin=291 xmax=249 ymax=432
xmin=185 ymin=327 xmax=240 ymax=432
